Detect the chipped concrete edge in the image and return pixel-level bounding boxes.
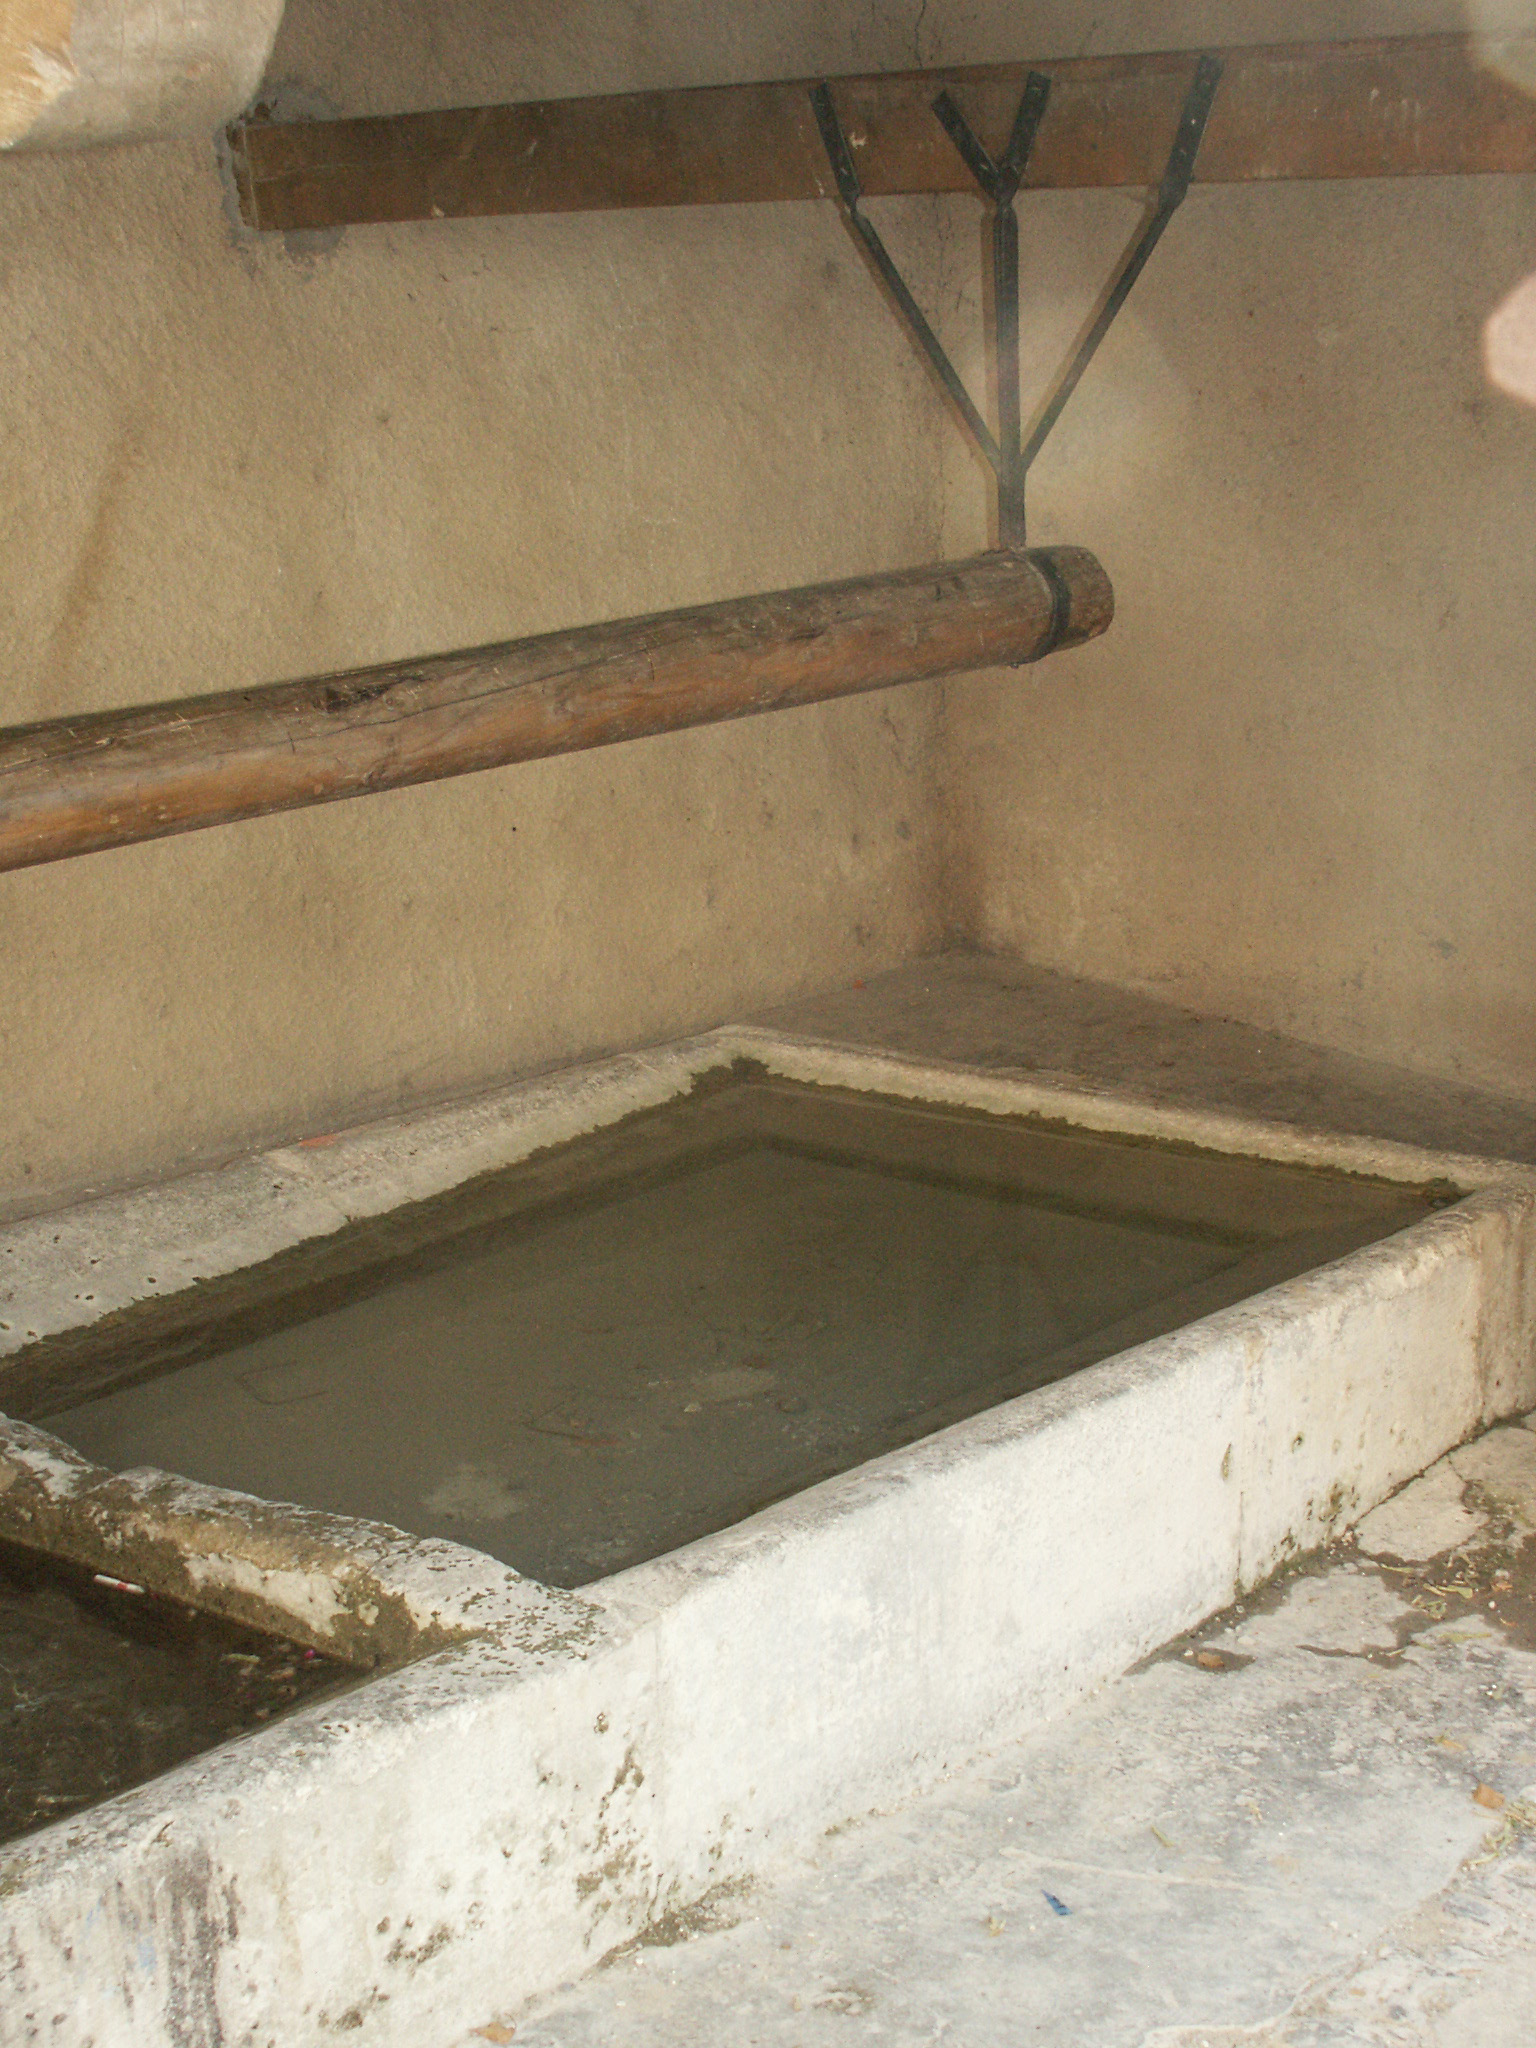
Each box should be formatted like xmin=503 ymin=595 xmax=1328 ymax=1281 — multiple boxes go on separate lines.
xmin=0 ymin=1415 xmax=597 ymax=1667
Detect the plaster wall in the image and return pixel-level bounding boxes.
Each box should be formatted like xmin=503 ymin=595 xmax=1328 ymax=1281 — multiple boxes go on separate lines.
xmin=0 ymin=1 xmax=955 ymax=1219
xmin=5 ymin=0 xmax=1534 ymax=1218
xmin=928 ymin=1 xmax=1536 ymax=1104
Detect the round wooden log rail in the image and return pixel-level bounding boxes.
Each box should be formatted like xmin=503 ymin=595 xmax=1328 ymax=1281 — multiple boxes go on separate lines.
xmin=0 ymin=546 xmax=1110 ymax=873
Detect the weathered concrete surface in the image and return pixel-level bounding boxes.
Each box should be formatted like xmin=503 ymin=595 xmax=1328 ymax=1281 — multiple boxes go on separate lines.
xmin=0 ymin=0 xmax=286 ymax=151
xmin=4 ymin=1021 xmax=1526 ymax=1369
xmin=1 ymin=1034 xmax=721 ymax=1358
xmin=2 ymin=1034 xmax=1534 ymax=2046
xmin=0 ymin=1413 xmax=557 ymax=1663
xmin=480 ymin=1420 xmax=1536 ymax=2048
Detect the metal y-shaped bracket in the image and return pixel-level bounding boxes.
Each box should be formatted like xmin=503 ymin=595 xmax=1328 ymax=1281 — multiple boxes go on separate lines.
xmin=810 ymin=55 xmax=1223 ymax=552
xmin=930 ymin=74 xmax=1051 ymax=549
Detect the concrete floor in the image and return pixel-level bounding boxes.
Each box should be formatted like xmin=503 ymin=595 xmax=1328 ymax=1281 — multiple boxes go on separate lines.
xmin=454 ymin=1417 xmax=1536 ymax=2048
xmin=427 ymin=958 xmax=1536 ymax=2047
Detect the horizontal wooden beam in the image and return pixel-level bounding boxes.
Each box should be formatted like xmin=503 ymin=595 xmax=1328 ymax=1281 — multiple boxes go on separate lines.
xmin=229 ymin=35 xmax=1536 ymax=235
xmin=0 ymin=548 xmax=1110 ymax=873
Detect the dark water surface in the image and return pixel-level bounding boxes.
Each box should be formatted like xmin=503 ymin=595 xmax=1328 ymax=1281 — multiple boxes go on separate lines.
xmin=0 ymin=1536 xmax=357 ymax=1846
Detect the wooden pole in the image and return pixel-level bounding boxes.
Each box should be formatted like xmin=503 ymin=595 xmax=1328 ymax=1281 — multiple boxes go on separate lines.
xmin=0 ymin=547 xmax=1110 ymax=874
xmin=229 ymin=36 xmax=1536 ymax=236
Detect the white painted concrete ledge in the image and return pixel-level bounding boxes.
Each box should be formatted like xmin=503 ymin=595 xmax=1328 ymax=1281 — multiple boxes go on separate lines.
xmin=2 ymin=1029 xmax=1533 ymax=2048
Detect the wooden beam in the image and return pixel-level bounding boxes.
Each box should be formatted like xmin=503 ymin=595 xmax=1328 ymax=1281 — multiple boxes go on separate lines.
xmin=0 ymin=548 xmax=1110 ymax=873
xmin=229 ymin=35 xmax=1536 ymax=235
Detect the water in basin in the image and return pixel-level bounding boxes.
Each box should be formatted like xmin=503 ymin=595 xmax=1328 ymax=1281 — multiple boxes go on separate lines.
xmin=37 ymin=1071 xmax=1446 ymax=1587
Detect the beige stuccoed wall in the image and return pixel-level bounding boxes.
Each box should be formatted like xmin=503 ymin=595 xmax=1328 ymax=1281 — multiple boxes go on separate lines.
xmin=0 ymin=2 xmax=959 ymax=1218
xmin=5 ymin=0 xmax=1534 ymax=1219
xmin=929 ymin=1 xmax=1536 ymax=1104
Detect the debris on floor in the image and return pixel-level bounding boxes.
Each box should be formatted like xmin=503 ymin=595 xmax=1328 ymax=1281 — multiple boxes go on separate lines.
xmin=469 ymin=1416 xmax=1536 ymax=2047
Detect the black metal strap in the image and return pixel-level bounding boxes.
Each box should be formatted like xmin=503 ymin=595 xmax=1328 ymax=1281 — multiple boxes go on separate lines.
xmin=1019 ymin=54 xmax=1222 ymax=472
xmin=1016 ymin=548 xmax=1073 ymax=664
xmin=810 ymin=83 xmax=1000 ymax=472
xmin=931 ymin=74 xmax=1050 ymax=207
xmin=931 ymin=74 xmax=1051 ymax=550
